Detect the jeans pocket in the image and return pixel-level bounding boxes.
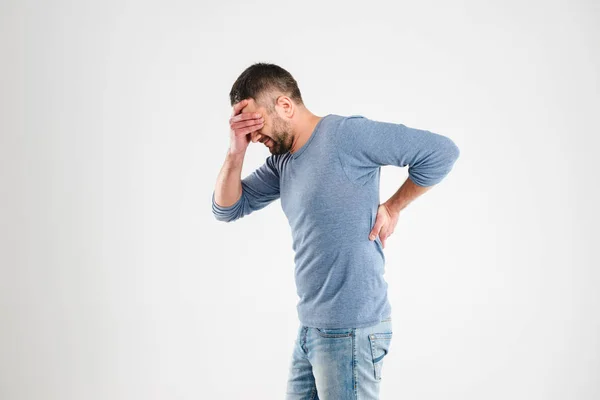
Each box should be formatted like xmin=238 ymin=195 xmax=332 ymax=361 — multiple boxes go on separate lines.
xmin=368 ymin=332 xmax=393 ymax=380
xmin=314 ymin=327 xmax=353 ymax=338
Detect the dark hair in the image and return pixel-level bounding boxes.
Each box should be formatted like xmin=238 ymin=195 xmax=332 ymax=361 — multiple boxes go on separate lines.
xmin=229 ymin=63 xmax=304 ymax=110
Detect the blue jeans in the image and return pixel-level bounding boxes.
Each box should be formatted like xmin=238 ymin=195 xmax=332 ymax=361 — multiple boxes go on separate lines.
xmin=285 ymin=317 xmax=393 ymax=400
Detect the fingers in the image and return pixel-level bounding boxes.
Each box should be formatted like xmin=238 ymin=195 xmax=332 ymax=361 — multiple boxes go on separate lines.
xmin=229 ymin=99 xmax=266 ymax=146
xmin=377 ymin=228 xmax=393 ymax=248
xmin=231 ymin=99 xmax=249 ymax=117
xmin=233 ymin=120 xmax=264 ymax=137
xmin=369 ymin=217 xmax=385 ymax=241
xmin=231 ymin=115 xmax=263 ymax=130
xmin=230 ymin=111 xmax=262 ymax=124
xmin=230 ymin=113 xmax=264 ymax=138
xmin=375 ymin=229 xmax=389 ymax=248
xmin=230 ymin=110 xmax=264 ymax=138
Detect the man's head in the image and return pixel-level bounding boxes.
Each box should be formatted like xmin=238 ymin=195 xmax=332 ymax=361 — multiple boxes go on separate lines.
xmin=229 ymin=63 xmax=304 ymax=155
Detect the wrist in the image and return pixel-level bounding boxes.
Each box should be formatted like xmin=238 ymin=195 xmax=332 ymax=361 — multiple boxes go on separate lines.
xmin=227 ymin=148 xmax=246 ymax=164
xmin=383 ymin=201 xmax=401 ymax=217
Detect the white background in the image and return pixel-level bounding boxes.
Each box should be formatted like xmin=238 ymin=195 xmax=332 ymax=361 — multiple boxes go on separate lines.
xmin=1 ymin=0 xmax=598 ymax=399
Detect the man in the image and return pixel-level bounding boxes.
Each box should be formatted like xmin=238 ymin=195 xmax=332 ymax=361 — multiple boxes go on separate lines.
xmin=212 ymin=63 xmax=460 ymax=399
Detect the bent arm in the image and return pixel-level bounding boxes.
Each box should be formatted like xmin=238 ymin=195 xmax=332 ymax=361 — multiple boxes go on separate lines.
xmin=212 ymin=152 xmax=280 ymax=222
xmin=336 ymin=115 xmax=460 ymax=187
xmin=213 ymin=151 xmax=245 ymax=209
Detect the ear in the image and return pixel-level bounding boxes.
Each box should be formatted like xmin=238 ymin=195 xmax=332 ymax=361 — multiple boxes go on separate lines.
xmin=276 ymin=95 xmax=294 ymax=117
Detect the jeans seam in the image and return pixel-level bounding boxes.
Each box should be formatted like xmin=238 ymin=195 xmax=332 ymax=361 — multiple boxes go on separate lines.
xmin=309 ymin=384 xmax=317 ymax=400
xmin=352 ymin=328 xmax=358 ymax=399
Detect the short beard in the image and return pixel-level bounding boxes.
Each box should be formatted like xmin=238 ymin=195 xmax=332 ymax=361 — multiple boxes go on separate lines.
xmin=269 ymin=114 xmax=293 ymax=155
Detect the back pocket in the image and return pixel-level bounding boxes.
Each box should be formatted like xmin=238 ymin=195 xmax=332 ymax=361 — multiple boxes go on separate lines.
xmin=368 ymin=332 xmax=393 ymax=380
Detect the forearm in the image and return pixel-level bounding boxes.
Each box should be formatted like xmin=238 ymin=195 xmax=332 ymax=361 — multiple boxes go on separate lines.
xmin=383 ymin=177 xmax=433 ymax=215
xmin=214 ymin=150 xmax=246 ymax=207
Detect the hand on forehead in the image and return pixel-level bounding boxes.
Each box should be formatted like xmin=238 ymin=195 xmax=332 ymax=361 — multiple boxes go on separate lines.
xmin=242 ymin=98 xmax=266 ymax=115
xmin=238 ymin=98 xmax=265 ymax=143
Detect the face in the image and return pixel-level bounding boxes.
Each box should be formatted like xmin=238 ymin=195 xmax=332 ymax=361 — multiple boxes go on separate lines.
xmin=241 ymin=98 xmax=293 ymax=155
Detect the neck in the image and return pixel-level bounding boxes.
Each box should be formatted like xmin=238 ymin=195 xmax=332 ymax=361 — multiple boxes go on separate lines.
xmin=290 ymin=110 xmax=323 ymax=154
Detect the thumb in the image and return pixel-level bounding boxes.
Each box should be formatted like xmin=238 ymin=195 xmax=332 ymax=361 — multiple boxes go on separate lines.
xmin=251 ymin=132 xmax=263 ymax=143
xmin=369 ymin=216 xmax=384 ymax=241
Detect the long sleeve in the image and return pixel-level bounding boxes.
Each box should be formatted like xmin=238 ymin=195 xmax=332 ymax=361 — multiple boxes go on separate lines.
xmin=212 ymin=155 xmax=281 ymax=222
xmin=335 ymin=115 xmax=460 ymax=187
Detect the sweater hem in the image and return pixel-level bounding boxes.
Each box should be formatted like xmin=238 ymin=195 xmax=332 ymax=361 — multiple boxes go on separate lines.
xmin=299 ymin=314 xmax=392 ymax=329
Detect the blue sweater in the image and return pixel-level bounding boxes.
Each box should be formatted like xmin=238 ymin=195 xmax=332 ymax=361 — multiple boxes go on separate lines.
xmin=212 ymin=114 xmax=460 ymax=328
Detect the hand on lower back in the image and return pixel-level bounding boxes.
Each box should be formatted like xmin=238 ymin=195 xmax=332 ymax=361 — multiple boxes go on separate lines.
xmin=369 ymin=203 xmax=399 ymax=249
